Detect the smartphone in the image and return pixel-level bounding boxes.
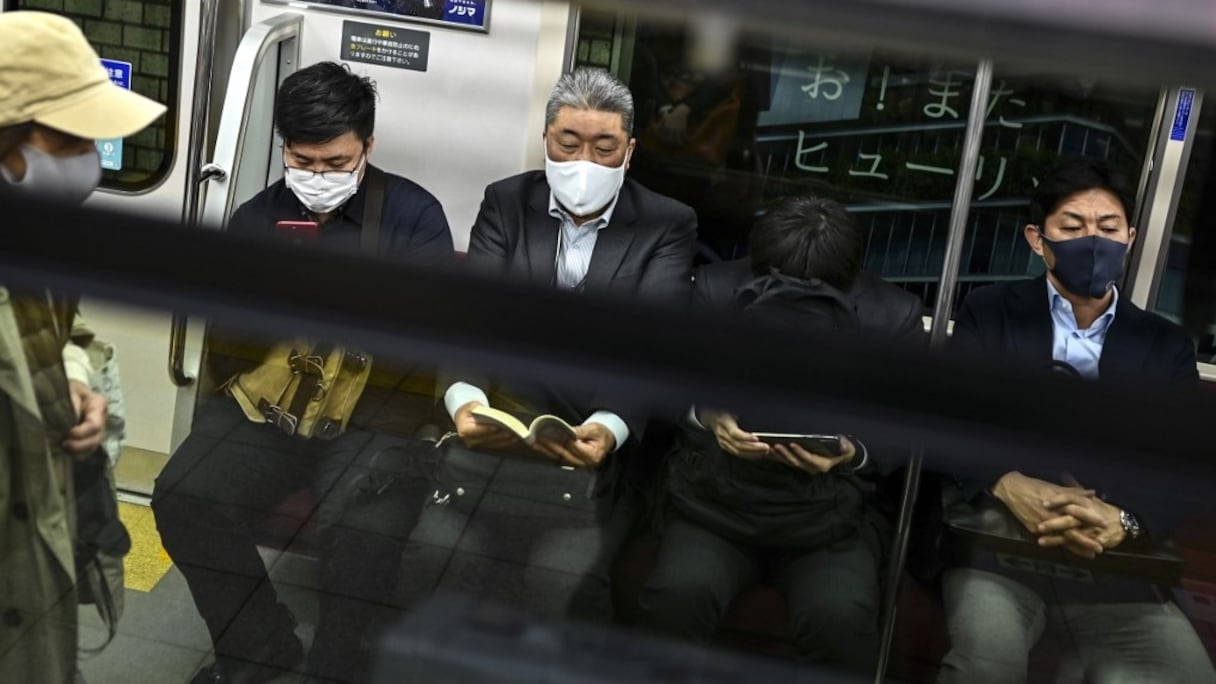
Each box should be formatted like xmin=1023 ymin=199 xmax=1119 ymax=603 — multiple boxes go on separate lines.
xmin=275 ymin=220 xmax=320 ymax=241
xmin=751 ymin=432 xmax=842 ymax=456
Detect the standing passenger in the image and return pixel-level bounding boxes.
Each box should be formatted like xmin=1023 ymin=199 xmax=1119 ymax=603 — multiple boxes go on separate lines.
xmin=0 ymin=11 xmax=165 ymax=684
xmin=151 ymin=61 xmax=453 ymax=684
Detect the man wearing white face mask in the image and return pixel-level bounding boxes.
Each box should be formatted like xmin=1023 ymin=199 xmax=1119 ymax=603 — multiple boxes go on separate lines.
xmin=434 ymin=68 xmax=697 ymax=623
xmin=152 ymin=61 xmax=453 ymax=684
xmin=0 ymin=11 xmax=166 ymax=684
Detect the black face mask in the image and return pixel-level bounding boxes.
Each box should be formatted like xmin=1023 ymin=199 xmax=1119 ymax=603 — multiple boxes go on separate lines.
xmin=1040 ymin=233 xmax=1129 ymax=299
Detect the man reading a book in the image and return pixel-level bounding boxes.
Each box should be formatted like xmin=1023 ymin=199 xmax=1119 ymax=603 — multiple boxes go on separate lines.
xmin=431 ymin=67 xmax=696 ymax=622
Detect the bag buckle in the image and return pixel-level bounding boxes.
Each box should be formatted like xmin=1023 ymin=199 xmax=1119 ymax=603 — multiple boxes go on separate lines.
xmin=259 ymin=401 xmax=299 ymax=436
xmin=287 ymin=350 xmax=326 ymax=375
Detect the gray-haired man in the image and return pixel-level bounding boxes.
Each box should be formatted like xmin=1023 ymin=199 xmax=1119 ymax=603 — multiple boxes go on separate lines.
xmin=435 ymin=68 xmax=696 ymax=621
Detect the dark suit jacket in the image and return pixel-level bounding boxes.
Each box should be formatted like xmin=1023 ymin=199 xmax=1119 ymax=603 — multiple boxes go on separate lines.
xmin=693 ymin=258 xmax=926 ymax=346
xmin=952 ymin=277 xmax=1198 ymax=387
xmin=467 ymin=171 xmax=697 ymax=305
xmin=949 ymin=276 xmax=1198 ymax=535
xmin=459 ymin=170 xmax=698 ymax=444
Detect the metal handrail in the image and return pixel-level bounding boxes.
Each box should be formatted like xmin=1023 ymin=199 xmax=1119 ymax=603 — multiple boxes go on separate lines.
xmin=875 ymin=59 xmax=993 ymax=684
xmin=167 ymin=11 xmax=302 ymax=388
xmin=197 ymin=12 xmax=303 ymax=230
xmin=167 ymin=0 xmax=223 ymax=388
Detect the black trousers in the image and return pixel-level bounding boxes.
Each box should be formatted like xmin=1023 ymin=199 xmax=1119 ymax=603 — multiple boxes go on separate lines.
xmin=638 ymin=513 xmax=882 ymax=672
xmin=151 ymin=398 xmax=432 ymax=680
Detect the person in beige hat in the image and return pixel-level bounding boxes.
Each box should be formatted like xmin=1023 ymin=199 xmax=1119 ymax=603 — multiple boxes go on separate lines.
xmin=0 ymin=11 xmax=165 ymax=684
xmin=0 ymin=10 xmax=166 ymax=202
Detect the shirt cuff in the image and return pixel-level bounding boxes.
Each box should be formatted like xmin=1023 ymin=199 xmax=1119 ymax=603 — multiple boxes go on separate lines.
xmin=62 ymin=343 xmax=94 ymax=387
xmin=444 ymin=382 xmax=489 ymax=421
xmin=687 ymin=405 xmax=708 ymax=430
xmin=849 ymin=437 xmax=868 ymax=471
xmin=584 ymin=410 xmax=629 ymax=453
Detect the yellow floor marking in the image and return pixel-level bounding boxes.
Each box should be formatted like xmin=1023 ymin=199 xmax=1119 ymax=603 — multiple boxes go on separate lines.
xmin=118 ymin=501 xmax=173 ymax=592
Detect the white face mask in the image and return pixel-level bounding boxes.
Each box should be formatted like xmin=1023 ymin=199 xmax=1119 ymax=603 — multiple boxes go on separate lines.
xmin=544 ymin=148 xmax=629 ymax=216
xmin=283 ymin=154 xmax=365 ymax=214
xmin=0 ymin=143 xmax=102 ymax=205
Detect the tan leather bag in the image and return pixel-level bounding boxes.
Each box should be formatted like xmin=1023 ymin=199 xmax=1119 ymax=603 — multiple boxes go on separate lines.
xmin=227 ymin=342 xmax=371 ymax=439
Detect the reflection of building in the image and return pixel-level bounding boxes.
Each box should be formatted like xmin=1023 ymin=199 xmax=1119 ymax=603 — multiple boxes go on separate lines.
xmin=754 ymin=116 xmax=1141 ymax=311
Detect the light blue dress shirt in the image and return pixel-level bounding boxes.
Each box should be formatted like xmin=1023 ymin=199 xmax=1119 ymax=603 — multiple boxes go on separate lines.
xmin=549 ymin=193 xmax=617 ymax=290
xmin=1047 ymin=279 xmax=1118 ymax=380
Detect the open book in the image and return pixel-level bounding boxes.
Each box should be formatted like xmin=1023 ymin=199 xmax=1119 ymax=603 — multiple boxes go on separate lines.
xmin=471 ymin=405 xmax=578 ymax=444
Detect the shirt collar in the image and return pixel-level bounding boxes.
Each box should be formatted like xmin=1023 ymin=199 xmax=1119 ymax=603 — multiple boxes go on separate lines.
xmin=1046 ymin=278 xmax=1118 ymax=334
xmin=548 ymin=192 xmax=617 ymax=230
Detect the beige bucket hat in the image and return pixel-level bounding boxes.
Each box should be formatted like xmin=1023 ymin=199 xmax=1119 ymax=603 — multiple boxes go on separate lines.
xmin=0 ymin=11 xmax=167 ymax=138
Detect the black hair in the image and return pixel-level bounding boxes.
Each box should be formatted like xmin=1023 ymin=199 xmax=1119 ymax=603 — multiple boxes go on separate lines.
xmin=274 ymin=62 xmax=377 ymax=147
xmin=1028 ymin=157 xmax=1135 ymax=227
xmin=748 ymin=195 xmax=865 ymax=291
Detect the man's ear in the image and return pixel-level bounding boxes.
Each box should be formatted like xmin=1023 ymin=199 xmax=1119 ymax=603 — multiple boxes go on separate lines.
xmin=625 ymin=137 xmax=637 ymax=171
xmin=364 ymin=135 xmax=376 ymax=158
xmin=1024 ymin=223 xmax=1045 ymax=257
xmin=1127 ymin=226 xmax=1137 ymax=249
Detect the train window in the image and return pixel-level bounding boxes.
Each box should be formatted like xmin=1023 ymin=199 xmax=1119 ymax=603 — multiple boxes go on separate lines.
xmin=1153 ymin=107 xmax=1214 ymax=334
xmin=5 ymin=0 xmax=180 ymax=192
xmin=575 ymin=12 xmax=1160 ymax=315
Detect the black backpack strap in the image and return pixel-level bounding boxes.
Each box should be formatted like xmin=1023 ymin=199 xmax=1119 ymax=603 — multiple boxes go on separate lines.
xmin=361 ymin=165 xmax=386 ymax=253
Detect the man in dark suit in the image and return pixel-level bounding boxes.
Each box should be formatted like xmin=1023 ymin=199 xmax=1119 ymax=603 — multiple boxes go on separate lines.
xmin=431 ymin=68 xmax=696 ymax=621
xmin=638 ymin=195 xmax=923 ymax=671
xmin=938 ymin=159 xmax=1215 ymax=683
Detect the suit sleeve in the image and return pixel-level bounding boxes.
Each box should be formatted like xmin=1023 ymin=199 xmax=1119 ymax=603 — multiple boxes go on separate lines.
xmin=466 ymin=184 xmax=511 ymax=271
xmin=637 ymin=205 xmax=697 ymax=304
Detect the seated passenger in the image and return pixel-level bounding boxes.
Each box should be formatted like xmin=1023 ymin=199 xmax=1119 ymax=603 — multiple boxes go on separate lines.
xmin=437 ymin=67 xmax=696 ymax=620
xmin=938 ymin=158 xmax=1216 ymax=684
xmin=638 ymin=195 xmax=923 ymax=672
xmin=151 ymin=61 xmax=453 ymax=684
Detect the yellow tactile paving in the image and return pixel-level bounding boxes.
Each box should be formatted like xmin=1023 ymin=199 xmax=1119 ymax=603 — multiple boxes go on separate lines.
xmin=118 ymin=501 xmax=173 ymax=592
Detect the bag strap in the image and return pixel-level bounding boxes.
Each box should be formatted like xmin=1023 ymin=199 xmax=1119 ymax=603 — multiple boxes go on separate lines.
xmin=282 ymin=343 xmax=334 ymax=436
xmin=361 ymin=164 xmax=385 ymax=253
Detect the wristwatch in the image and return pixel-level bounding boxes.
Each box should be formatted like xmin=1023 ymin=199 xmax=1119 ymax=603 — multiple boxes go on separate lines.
xmin=1119 ymin=509 xmax=1143 ymax=540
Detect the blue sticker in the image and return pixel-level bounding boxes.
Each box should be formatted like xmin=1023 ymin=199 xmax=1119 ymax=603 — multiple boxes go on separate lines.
xmin=97 ymin=58 xmax=132 ymax=171
xmin=1170 ymin=88 xmax=1195 ymax=142
xmin=442 ymin=0 xmax=485 ymax=27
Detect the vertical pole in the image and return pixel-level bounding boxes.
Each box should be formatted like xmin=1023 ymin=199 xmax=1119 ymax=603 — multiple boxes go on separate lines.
xmin=874 ymin=59 xmax=993 ymax=683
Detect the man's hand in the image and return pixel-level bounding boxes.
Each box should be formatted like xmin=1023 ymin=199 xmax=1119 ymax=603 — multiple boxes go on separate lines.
xmin=697 ymin=408 xmax=769 ymax=460
xmin=1037 ymin=491 xmax=1126 ymax=556
xmin=64 ymin=379 xmax=106 ymax=459
xmin=992 ymin=471 xmax=1103 ymax=558
xmin=771 ymin=437 xmax=856 ymax=474
xmin=534 ymin=422 xmax=615 ymax=467
xmin=453 ymin=401 xmax=521 ymax=451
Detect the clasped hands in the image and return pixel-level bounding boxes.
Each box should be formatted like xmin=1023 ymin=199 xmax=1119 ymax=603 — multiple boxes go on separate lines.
xmin=453 ymin=401 xmax=614 ymax=468
xmin=697 ymin=409 xmax=855 ymax=475
xmin=992 ymin=471 xmax=1126 ymax=560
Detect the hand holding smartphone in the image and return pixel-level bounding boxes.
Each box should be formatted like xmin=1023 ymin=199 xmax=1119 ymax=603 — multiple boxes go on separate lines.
xmin=751 ymin=432 xmax=843 ymax=457
xmin=275 ymin=220 xmax=320 ymax=241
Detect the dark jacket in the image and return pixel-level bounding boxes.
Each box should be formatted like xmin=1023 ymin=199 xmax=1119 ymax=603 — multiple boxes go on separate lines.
xmin=948 ymin=276 xmax=1198 ymax=538
xmin=461 ymin=170 xmax=698 ymax=443
xmin=666 ymin=262 xmax=925 ymax=547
